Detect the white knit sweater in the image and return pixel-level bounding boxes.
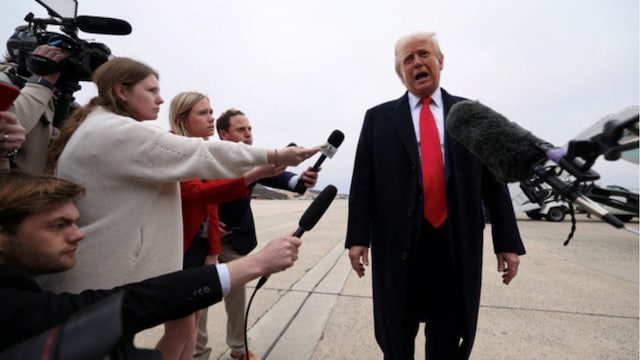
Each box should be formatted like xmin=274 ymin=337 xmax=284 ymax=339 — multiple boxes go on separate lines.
xmin=41 ymin=107 xmax=267 ymax=292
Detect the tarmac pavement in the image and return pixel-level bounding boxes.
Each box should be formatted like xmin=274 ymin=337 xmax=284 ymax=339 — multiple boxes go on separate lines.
xmin=135 ymin=199 xmax=639 ymax=359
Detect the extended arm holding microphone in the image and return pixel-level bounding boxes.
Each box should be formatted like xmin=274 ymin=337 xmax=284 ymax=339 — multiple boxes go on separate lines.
xmin=293 ymin=130 xmax=344 ymax=194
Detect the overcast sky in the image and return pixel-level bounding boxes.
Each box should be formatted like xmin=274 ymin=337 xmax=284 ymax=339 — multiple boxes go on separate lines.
xmin=1 ymin=0 xmax=638 ymax=194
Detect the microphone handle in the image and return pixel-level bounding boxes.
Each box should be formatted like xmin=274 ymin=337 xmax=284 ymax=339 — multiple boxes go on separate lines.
xmin=310 ymin=154 xmax=326 ymax=172
xmin=293 ymin=155 xmax=326 ymax=194
xmin=293 ymin=226 xmax=306 ymax=238
xmin=257 ymin=226 xmax=306 ymax=289
xmin=293 ymin=179 xmax=307 ymax=195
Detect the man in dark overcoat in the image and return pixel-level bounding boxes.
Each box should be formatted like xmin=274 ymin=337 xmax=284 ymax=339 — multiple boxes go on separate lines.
xmin=346 ymin=31 xmax=526 ymax=359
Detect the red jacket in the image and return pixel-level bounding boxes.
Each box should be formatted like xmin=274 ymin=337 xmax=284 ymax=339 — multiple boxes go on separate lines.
xmin=180 ymin=178 xmax=249 ymax=255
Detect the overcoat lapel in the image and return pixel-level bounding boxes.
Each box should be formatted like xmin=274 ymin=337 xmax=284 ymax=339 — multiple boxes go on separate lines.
xmin=389 ymin=94 xmax=420 ymax=173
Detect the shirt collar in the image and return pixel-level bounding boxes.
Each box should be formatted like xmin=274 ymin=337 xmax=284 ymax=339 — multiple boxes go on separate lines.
xmin=408 ymin=87 xmax=443 ymax=110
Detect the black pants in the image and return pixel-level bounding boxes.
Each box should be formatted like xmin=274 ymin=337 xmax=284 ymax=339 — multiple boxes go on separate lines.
xmin=399 ymin=220 xmax=466 ymax=360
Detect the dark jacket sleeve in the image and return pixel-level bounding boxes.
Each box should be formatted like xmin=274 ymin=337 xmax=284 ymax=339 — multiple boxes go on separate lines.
xmin=259 ymin=171 xmax=297 ymax=190
xmin=345 ymin=108 xmax=376 ymax=249
xmin=481 ymin=167 xmax=526 ymax=255
xmin=0 ymin=265 xmax=224 ymax=350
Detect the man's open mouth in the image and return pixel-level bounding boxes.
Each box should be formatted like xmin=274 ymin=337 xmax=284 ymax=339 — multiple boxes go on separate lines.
xmin=415 ymin=72 xmax=429 ymax=80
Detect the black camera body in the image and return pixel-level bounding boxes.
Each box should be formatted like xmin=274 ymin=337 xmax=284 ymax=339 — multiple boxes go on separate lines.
xmin=4 ymin=0 xmax=131 ymax=127
xmin=7 ymin=23 xmax=111 ymax=83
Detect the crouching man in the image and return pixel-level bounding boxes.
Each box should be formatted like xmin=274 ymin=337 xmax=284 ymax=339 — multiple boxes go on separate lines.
xmin=0 ymin=172 xmax=301 ymax=354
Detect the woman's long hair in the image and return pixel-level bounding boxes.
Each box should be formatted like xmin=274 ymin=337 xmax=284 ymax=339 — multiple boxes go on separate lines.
xmin=46 ymin=57 xmax=159 ymax=173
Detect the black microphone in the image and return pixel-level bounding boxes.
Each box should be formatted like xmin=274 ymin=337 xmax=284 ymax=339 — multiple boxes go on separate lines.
xmin=293 ymin=130 xmax=344 ymax=194
xmin=293 ymin=184 xmax=337 ymax=236
xmin=446 ymin=100 xmax=627 ymax=230
xmin=446 ymin=100 xmax=550 ymax=183
xmin=76 ymin=16 xmax=132 ymax=35
xmin=256 ymin=184 xmax=338 ymax=289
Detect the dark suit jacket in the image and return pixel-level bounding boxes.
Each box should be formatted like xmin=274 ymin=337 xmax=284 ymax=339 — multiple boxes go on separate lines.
xmin=0 ymin=264 xmax=224 ymax=351
xmin=218 ymin=172 xmax=297 ymax=255
xmin=345 ymin=89 xmax=525 ymax=358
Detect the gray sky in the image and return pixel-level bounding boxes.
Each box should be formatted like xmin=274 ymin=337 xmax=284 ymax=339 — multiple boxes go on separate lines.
xmin=2 ymin=0 xmax=638 ymax=194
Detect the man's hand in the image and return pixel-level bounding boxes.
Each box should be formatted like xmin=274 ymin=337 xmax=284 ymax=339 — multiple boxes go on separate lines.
xmin=28 ymin=45 xmax=68 ymax=84
xmin=348 ymin=245 xmax=369 ymax=278
xmin=219 ymin=221 xmax=232 ymax=237
xmin=299 ymin=167 xmax=319 ymax=189
xmin=0 ymin=111 xmax=25 ymax=153
xmin=226 ymin=235 xmax=302 ymax=291
xmin=496 ymin=252 xmax=520 ymax=285
xmin=254 ymin=235 xmax=302 ymax=275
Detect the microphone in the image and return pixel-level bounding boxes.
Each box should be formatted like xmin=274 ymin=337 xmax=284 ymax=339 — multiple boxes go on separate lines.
xmin=446 ymin=100 xmax=627 ymax=231
xmin=293 ymin=184 xmax=338 ymax=236
xmin=256 ymin=184 xmax=338 ymax=289
xmin=446 ymin=100 xmax=549 ymax=183
xmin=75 ymin=16 xmax=132 ymax=35
xmin=293 ymin=130 xmax=344 ymax=194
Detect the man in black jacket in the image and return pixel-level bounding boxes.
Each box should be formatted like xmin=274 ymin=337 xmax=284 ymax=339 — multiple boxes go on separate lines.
xmin=0 ymin=172 xmax=301 ymax=355
xmin=199 ymin=108 xmax=319 ymax=360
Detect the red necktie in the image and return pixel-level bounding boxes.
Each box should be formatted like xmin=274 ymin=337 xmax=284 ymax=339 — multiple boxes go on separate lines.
xmin=419 ymin=97 xmax=447 ymax=227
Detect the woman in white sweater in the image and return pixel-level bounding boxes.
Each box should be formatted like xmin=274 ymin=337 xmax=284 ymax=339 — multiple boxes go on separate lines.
xmin=42 ymin=57 xmax=316 ymax=360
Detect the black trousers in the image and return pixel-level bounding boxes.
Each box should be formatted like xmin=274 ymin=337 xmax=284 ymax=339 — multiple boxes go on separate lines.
xmin=394 ymin=219 xmax=466 ymax=360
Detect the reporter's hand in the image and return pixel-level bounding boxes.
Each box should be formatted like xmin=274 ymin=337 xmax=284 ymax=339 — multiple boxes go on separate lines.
xmin=226 ymin=235 xmax=302 ymax=291
xmin=0 ymin=111 xmax=25 ymax=153
xmin=254 ymin=235 xmax=302 ymax=275
xmin=299 ymin=167 xmax=319 ymax=189
xmin=219 ymin=221 xmax=232 ymax=237
xmin=274 ymin=146 xmax=320 ymax=167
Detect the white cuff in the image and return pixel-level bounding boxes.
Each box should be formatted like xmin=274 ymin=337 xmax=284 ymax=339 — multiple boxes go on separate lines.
xmin=215 ymin=263 xmax=231 ymax=297
xmin=288 ymin=175 xmax=300 ymax=189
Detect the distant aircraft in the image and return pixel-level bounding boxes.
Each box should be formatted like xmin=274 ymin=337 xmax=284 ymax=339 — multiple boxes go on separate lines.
xmin=571 ymin=106 xmax=639 ymax=164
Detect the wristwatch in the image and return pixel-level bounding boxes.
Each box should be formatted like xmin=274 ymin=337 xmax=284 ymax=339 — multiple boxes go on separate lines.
xmin=28 ymin=76 xmax=55 ymax=90
xmin=1 ymin=149 xmax=18 ymax=159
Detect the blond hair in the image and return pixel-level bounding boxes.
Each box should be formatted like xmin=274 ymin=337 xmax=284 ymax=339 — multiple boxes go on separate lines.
xmin=394 ymin=32 xmax=444 ymax=77
xmin=169 ymin=92 xmax=209 ymax=138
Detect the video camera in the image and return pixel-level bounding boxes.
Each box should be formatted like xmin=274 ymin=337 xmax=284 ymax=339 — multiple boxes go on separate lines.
xmin=5 ymin=0 xmax=131 ymax=126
